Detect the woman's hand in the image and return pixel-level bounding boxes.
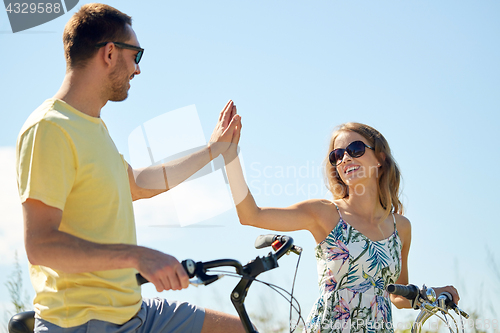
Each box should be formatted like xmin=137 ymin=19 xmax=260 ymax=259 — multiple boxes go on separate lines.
xmin=209 ymin=100 xmax=240 ymax=159
xmin=432 ymin=285 xmax=460 ymax=304
xmin=222 ymin=107 xmax=241 ymax=161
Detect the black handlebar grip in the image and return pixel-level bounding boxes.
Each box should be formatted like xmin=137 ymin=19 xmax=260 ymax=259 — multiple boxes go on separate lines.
xmin=136 ymin=259 xmax=197 ymax=286
xmin=136 ymin=273 xmax=148 ymax=285
xmin=386 ymin=284 xmax=419 ymax=300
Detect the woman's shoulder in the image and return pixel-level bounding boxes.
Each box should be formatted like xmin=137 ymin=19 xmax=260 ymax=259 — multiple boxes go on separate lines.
xmin=295 ymin=199 xmax=341 ymax=243
xmin=394 ymin=213 xmax=411 ymax=240
xmin=394 ymin=213 xmax=411 ymax=227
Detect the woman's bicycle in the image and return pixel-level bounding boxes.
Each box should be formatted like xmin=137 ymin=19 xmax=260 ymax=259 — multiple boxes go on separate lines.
xmin=387 ymin=283 xmax=469 ymax=333
xmin=8 ymin=234 xmax=304 ymax=333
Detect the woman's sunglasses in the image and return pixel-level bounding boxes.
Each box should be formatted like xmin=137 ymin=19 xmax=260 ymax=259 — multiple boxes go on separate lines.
xmin=329 ymin=140 xmax=374 ymax=166
xmin=95 ymin=42 xmax=144 ymax=64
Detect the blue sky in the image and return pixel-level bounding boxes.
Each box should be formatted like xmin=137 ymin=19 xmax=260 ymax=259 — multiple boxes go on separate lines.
xmin=1 ymin=0 xmax=499 ymax=330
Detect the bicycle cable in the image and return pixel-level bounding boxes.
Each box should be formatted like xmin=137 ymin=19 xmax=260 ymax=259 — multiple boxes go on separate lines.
xmin=289 ymin=251 xmax=302 ymax=333
xmin=443 ymin=311 xmax=452 ymax=333
xmin=206 ymin=269 xmax=306 ymax=332
xmin=257 ymin=276 xmax=305 ymax=331
xmin=457 ymin=308 xmax=465 ymax=333
xmin=445 ymin=312 xmax=460 ymax=333
xmin=420 ymin=306 xmax=457 ymax=333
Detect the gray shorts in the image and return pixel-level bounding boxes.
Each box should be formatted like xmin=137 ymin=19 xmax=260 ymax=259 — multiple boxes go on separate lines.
xmin=34 ymin=298 xmax=206 ymax=333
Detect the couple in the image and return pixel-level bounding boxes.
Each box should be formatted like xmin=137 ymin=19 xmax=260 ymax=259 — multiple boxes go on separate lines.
xmin=16 ymin=3 xmax=458 ymax=333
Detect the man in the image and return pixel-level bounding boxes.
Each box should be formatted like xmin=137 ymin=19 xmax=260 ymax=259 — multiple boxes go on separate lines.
xmin=16 ymin=3 xmax=243 ymax=332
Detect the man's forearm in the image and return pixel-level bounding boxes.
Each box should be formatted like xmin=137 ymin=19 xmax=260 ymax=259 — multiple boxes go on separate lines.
xmin=132 ymin=145 xmax=213 ymax=199
xmin=27 ymin=229 xmax=142 ymax=273
xmin=26 ymin=226 xmax=189 ymax=292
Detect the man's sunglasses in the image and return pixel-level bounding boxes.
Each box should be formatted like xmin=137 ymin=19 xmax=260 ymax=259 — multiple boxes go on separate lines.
xmin=95 ymin=42 xmax=144 ymax=64
xmin=329 ymin=140 xmax=374 ymax=166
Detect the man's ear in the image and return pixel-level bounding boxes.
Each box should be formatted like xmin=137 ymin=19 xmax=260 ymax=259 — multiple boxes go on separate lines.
xmin=100 ymin=43 xmax=116 ymax=67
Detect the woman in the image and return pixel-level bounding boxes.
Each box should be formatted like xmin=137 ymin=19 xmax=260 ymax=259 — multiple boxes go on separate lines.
xmin=222 ymin=116 xmax=459 ymax=332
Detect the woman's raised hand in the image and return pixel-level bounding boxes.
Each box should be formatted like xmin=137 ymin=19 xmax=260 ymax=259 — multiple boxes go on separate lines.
xmin=208 ymin=100 xmax=241 ymax=159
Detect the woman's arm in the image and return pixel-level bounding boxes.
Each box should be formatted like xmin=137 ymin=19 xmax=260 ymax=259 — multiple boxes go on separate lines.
xmin=389 ymin=216 xmax=460 ymax=308
xmin=390 ymin=215 xmax=413 ymax=309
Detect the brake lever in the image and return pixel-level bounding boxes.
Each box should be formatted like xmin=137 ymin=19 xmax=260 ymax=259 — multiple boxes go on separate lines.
xmin=455 ymin=306 xmax=469 ymax=319
xmin=189 ymin=274 xmax=224 ymax=287
xmin=410 ymin=285 xmax=428 ymax=309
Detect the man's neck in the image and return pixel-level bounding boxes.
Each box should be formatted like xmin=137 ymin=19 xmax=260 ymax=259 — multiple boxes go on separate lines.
xmin=53 ymin=70 xmax=107 ymax=118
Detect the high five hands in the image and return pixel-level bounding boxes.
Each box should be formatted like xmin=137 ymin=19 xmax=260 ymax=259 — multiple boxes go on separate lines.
xmin=208 ymin=100 xmax=241 ymax=160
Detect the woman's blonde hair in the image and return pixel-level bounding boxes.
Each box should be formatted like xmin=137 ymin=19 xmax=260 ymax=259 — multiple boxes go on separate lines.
xmin=325 ymin=122 xmax=403 ymax=218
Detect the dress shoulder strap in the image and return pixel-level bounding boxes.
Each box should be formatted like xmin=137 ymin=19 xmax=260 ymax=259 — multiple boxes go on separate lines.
xmin=392 ymin=213 xmax=397 ymax=234
xmin=333 ymin=202 xmax=343 ymax=220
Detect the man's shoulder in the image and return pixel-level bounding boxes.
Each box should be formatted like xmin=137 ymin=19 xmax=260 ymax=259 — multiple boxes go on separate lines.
xmin=20 ymin=99 xmax=64 ymax=133
xmin=19 ymin=98 xmax=89 ymax=138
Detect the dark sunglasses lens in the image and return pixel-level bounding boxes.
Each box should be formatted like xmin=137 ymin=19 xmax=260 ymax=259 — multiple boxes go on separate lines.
xmin=135 ymin=50 xmax=143 ymax=64
xmin=329 ymin=151 xmax=335 ymax=165
xmin=330 ymin=141 xmax=369 ymax=166
xmin=347 ymin=141 xmax=366 ymax=158
xmin=330 ymin=149 xmax=345 ymax=165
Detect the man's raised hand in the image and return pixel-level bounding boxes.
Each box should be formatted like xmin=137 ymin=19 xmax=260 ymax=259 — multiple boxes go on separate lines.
xmin=208 ymin=100 xmax=241 ymax=158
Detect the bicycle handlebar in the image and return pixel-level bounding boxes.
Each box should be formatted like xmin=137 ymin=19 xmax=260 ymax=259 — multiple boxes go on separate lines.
xmin=386 ymin=283 xmax=419 ymax=300
xmin=254 ymin=234 xmax=302 ymax=258
xmin=386 ymin=283 xmax=469 ymax=333
xmin=136 ymin=234 xmax=296 ymax=286
xmin=134 ymin=234 xmax=300 ymax=333
xmin=386 ymin=283 xmax=456 ymax=308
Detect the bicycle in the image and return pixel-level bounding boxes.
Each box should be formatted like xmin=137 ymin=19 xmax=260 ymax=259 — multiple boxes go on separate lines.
xmin=8 ymin=234 xmax=304 ymax=333
xmin=387 ymin=283 xmax=470 ymax=333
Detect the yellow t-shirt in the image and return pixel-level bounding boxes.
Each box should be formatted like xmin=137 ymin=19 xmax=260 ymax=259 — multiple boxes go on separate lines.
xmin=16 ymin=99 xmax=142 ymax=328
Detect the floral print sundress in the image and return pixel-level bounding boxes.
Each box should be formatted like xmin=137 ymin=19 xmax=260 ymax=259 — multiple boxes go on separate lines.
xmin=304 ymin=204 xmax=402 ymax=333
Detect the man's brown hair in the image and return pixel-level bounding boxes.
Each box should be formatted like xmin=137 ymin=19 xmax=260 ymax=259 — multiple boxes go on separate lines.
xmin=63 ymin=3 xmax=132 ymax=69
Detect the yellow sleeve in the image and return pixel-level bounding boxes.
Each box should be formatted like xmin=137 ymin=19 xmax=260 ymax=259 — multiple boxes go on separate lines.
xmin=17 ymin=120 xmax=77 ymax=210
